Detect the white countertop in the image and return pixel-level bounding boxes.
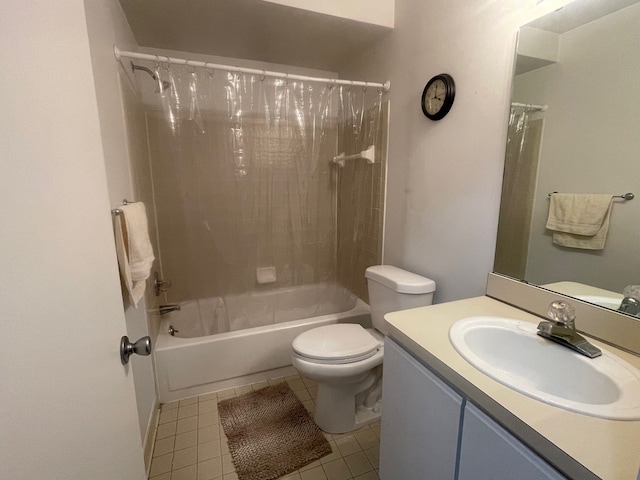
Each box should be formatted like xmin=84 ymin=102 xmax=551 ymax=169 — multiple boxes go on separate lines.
xmin=385 ymin=296 xmax=640 ymax=480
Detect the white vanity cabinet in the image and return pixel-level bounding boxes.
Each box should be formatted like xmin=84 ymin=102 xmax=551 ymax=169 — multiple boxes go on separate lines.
xmin=380 ymin=338 xmax=463 ymax=479
xmin=381 ymin=338 xmax=565 ymax=480
xmin=458 ymin=403 xmax=565 ymax=480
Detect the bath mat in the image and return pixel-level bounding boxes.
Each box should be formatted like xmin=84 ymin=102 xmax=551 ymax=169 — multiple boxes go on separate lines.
xmin=218 ymin=383 xmax=331 ymax=480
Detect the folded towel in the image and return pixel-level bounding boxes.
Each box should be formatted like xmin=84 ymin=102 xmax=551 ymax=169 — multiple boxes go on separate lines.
xmin=113 ymin=202 xmax=155 ymax=307
xmin=545 ymin=193 xmax=613 ymax=250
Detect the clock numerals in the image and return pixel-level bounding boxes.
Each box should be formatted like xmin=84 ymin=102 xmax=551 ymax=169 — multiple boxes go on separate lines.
xmin=421 ymin=74 xmax=456 ymax=121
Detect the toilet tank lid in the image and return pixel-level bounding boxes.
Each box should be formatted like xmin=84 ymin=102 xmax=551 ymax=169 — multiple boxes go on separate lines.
xmin=365 ymin=265 xmax=436 ymax=294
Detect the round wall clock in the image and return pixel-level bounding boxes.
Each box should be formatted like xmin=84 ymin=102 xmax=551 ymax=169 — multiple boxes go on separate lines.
xmin=421 ymin=74 xmax=455 ymax=121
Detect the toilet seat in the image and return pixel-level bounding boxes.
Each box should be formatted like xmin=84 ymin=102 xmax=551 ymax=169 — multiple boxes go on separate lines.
xmin=292 ymin=324 xmax=380 ymax=364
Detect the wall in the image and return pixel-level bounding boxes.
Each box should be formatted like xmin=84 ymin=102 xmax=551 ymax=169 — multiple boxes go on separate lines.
xmin=260 ymin=0 xmax=395 ymax=27
xmin=338 ymin=0 xmax=573 ymax=303
xmin=515 ymin=3 xmax=640 ymax=292
xmin=83 ymin=0 xmax=160 ymax=468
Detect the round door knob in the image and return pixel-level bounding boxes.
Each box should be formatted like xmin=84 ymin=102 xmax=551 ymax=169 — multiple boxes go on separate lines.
xmin=120 ymin=335 xmax=152 ymax=365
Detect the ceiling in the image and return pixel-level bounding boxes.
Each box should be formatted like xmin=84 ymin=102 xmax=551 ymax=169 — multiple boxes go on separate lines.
xmin=528 ymin=0 xmax=639 ymax=33
xmin=118 ymin=0 xmax=392 ymax=72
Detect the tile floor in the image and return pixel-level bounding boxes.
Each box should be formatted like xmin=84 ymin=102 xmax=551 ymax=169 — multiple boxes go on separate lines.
xmin=149 ymin=374 xmax=381 ymax=480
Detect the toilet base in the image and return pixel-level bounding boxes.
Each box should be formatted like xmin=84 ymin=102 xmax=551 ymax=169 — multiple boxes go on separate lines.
xmin=313 ymin=366 xmax=383 ymax=433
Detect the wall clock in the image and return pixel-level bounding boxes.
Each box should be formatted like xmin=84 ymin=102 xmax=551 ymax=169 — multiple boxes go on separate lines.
xmin=421 ymin=74 xmax=455 ymax=121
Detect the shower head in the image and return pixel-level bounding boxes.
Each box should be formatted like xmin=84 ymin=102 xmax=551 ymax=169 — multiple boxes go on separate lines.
xmin=130 ymin=62 xmax=171 ymax=93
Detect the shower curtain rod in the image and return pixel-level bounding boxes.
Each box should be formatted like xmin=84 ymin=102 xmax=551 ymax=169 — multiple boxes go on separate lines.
xmin=114 ymin=47 xmax=391 ymax=92
xmin=511 ymin=102 xmax=548 ymax=112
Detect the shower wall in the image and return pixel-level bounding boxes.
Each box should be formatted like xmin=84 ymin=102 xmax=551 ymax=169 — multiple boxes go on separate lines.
xmin=147 ymin=112 xmax=338 ymax=303
xmin=337 ymin=102 xmax=388 ymax=303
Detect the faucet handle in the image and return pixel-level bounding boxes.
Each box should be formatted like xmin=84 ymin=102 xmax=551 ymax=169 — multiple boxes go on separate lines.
xmin=547 ymin=300 xmax=576 ymax=329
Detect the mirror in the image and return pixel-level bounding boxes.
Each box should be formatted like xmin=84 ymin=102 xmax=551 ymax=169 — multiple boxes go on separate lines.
xmin=494 ymin=0 xmax=640 ymax=315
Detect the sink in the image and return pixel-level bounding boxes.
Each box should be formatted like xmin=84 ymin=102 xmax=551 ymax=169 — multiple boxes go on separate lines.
xmin=449 ymin=316 xmax=640 ymax=419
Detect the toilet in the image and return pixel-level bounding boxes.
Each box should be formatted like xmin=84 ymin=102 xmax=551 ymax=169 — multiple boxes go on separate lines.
xmin=291 ymin=265 xmax=436 ymax=433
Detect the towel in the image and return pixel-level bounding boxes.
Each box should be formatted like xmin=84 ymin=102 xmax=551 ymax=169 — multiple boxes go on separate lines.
xmin=114 ymin=202 xmax=155 ymax=307
xmin=545 ymin=193 xmax=614 ymax=250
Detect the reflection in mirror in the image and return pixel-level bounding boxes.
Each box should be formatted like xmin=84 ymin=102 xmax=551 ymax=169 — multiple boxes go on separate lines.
xmin=494 ymin=0 xmax=640 ymax=316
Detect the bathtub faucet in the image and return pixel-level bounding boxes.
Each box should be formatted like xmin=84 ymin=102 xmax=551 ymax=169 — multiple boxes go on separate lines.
xmin=159 ymin=304 xmax=181 ymax=315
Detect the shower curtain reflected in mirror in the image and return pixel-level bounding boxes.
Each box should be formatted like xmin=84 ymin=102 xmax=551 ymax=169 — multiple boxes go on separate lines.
xmin=494 ymin=107 xmax=543 ymax=280
xmin=144 ymin=63 xmax=386 ymax=333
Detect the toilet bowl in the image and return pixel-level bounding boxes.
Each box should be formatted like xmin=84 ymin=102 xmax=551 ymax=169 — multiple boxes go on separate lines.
xmin=291 ymin=265 xmax=436 ymax=433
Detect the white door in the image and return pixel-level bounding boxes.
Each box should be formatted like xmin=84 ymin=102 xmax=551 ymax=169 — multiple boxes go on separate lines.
xmin=0 ymin=1 xmax=146 ymax=479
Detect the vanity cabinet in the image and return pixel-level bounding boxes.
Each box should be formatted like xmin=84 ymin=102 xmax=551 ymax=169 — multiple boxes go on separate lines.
xmin=458 ymin=403 xmax=564 ymax=480
xmin=381 ymin=338 xmax=565 ymax=480
xmin=380 ymin=338 xmax=463 ymax=479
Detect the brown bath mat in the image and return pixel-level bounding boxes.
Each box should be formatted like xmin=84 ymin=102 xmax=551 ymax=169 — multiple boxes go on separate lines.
xmin=218 ymin=383 xmax=331 ymax=480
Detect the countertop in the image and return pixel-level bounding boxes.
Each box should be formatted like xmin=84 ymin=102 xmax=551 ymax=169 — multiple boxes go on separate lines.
xmin=385 ymin=296 xmax=640 ymax=480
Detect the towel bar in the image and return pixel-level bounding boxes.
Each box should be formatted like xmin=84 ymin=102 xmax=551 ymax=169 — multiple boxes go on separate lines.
xmin=547 ymin=192 xmax=634 ymax=200
xmin=111 ymin=199 xmax=135 ymax=216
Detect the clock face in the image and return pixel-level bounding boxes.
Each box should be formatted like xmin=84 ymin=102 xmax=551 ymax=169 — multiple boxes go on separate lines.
xmin=425 ymin=79 xmax=446 ymax=115
xmin=421 ymin=74 xmax=455 ymax=120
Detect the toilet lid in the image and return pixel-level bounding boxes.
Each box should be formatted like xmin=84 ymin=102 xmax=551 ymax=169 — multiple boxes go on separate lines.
xmin=292 ymin=324 xmax=380 ymax=363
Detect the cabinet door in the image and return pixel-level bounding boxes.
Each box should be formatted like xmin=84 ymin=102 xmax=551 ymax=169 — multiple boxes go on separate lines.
xmin=380 ymin=338 xmax=463 ymax=480
xmin=458 ymin=403 xmax=565 ymax=480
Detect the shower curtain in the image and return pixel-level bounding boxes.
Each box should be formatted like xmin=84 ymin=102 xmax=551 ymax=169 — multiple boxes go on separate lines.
xmin=494 ymin=106 xmax=543 ymax=279
xmin=144 ymin=62 xmax=385 ymax=321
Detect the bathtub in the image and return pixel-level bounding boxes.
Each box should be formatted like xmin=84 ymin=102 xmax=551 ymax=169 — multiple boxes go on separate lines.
xmin=154 ymin=283 xmax=371 ymax=402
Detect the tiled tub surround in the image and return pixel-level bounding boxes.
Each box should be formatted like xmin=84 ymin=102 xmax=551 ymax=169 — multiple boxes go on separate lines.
xmin=384 ymin=296 xmax=640 ymax=479
xmin=149 ymin=374 xmax=381 ymax=480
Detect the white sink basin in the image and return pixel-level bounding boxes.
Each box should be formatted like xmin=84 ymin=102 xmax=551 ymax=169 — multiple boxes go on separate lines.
xmin=449 ymin=316 xmax=640 ymax=419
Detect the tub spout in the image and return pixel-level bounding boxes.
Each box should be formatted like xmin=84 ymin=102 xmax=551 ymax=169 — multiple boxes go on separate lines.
xmin=159 ymin=304 xmax=181 ymax=315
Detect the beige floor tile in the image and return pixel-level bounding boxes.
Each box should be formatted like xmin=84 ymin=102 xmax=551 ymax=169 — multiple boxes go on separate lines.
xmin=301 ymin=377 xmax=317 ymax=388
xmin=198 ymin=392 xmax=218 ymax=403
xmin=171 ymin=464 xmax=197 ymax=480
xmin=149 ymin=473 xmax=171 ymax=480
xmin=198 ymin=439 xmax=222 ymax=461
xmin=198 ymin=425 xmax=219 ymax=444
xmin=159 ymin=408 xmax=179 ymax=425
xmin=278 ymin=472 xmax=302 ymax=480
xmin=321 ymin=459 xmax=351 ymax=480
xmin=234 ymin=385 xmax=252 ymax=395
xmin=199 ymin=399 xmax=218 ymax=414
xmin=216 ymin=388 xmax=235 ymax=399
xmin=369 ymin=422 xmax=381 ymax=438
xmin=300 ymin=460 xmax=321 ymax=471
xmin=334 ymin=434 xmax=361 ymax=456
xmin=173 ymin=446 xmax=198 ymax=470
xmin=197 ymin=457 xmax=223 ymax=480
xmin=268 ymin=377 xmax=286 ymax=385
xmin=364 ymin=447 xmax=379 ymax=470
xmin=198 ymin=412 xmax=219 ymax=428
xmin=221 ymin=454 xmax=235 ymax=474
xmin=154 ymin=436 xmax=176 ymax=457
xmin=176 ymin=416 xmax=198 ymax=435
xmin=180 ymin=397 xmax=198 ymax=406
xmin=293 ymin=389 xmax=311 ymax=402
xmin=251 ymin=380 xmax=269 ymax=391
xmin=286 ymin=378 xmax=306 ymax=391
xmin=222 ymin=473 xmax=239 ymax=480
xmin=302 ymin=399 xmax=315 ymax=413
xmin=157 ymin=421 xmax=177 ymax=440
xmin=344 ymin=451 xmax=373 ymax=477
xmin=354 ymin=471 xmax=379 ymax=480
xmin=162 ymin=401 xmax=179 ymax=411
xmin=354 ymin=429 xmax=378 ymax=451
xmin=319 ymin=442 xmax=341 ymax=464
xmin=299 ymin=466 xmax=327 ymax=480
xmin=178 ymin=403 xmax=199 ymax=419
xmin=150 ymin=453 xmax=173 ymax=477
xmin=220 ymin=437 xmax=230 ymax=456
xmin=175 ymin=430 xmax=198 ymax=451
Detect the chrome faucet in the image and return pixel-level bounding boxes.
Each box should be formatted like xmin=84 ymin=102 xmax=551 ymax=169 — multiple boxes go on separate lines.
xmin=159 ymin=304 xmax=181 ymax=315
xmin=536 ymin=300 xmax=602 ymax=358
xmin=619 ymin=297 xmax=640 ymax=316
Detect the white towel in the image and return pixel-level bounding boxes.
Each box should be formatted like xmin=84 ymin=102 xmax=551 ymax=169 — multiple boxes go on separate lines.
xmin=114 ymin=202 xmax=155 ymax=307
xmin=545 ymin=194 xmax=613 ymax=250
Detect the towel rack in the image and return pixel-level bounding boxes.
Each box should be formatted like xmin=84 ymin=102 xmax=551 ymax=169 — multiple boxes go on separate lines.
xmin=547 ymin=192 xmax=634 ymax=200
xmin=111 ymin=199 xmax=135 ymax=216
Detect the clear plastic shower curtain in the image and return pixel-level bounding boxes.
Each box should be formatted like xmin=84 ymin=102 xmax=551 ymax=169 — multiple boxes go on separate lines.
xmin=146 ymin=62 xmax=384 ymax=326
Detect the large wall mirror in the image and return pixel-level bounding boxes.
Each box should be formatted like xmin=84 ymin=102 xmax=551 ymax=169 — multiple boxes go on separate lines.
xmin=494 ymin=0 xmax=640 ymax=316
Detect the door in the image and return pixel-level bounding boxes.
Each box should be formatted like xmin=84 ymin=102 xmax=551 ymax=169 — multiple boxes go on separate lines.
xmin=0 ymin=1 xmax=146 ymax=479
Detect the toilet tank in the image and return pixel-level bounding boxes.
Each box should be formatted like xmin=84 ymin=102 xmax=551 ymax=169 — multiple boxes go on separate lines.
xmin=365 ymin=265 xmax=436 ymax=334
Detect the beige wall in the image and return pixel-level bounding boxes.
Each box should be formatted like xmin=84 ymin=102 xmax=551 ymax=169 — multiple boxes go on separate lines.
xmin=338 ymin=0 xmax=569 ymax=303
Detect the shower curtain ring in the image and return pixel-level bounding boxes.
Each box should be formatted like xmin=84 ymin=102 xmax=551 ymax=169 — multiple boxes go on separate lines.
xmin=260 ymin=70 xmax=266 ymax=82
xmin=186 ymin=61 xmax=196 ymax=74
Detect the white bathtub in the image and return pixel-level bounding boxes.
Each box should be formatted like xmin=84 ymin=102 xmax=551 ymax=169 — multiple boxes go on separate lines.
xmin=154 ymin=283 xmax=371 ymax=402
